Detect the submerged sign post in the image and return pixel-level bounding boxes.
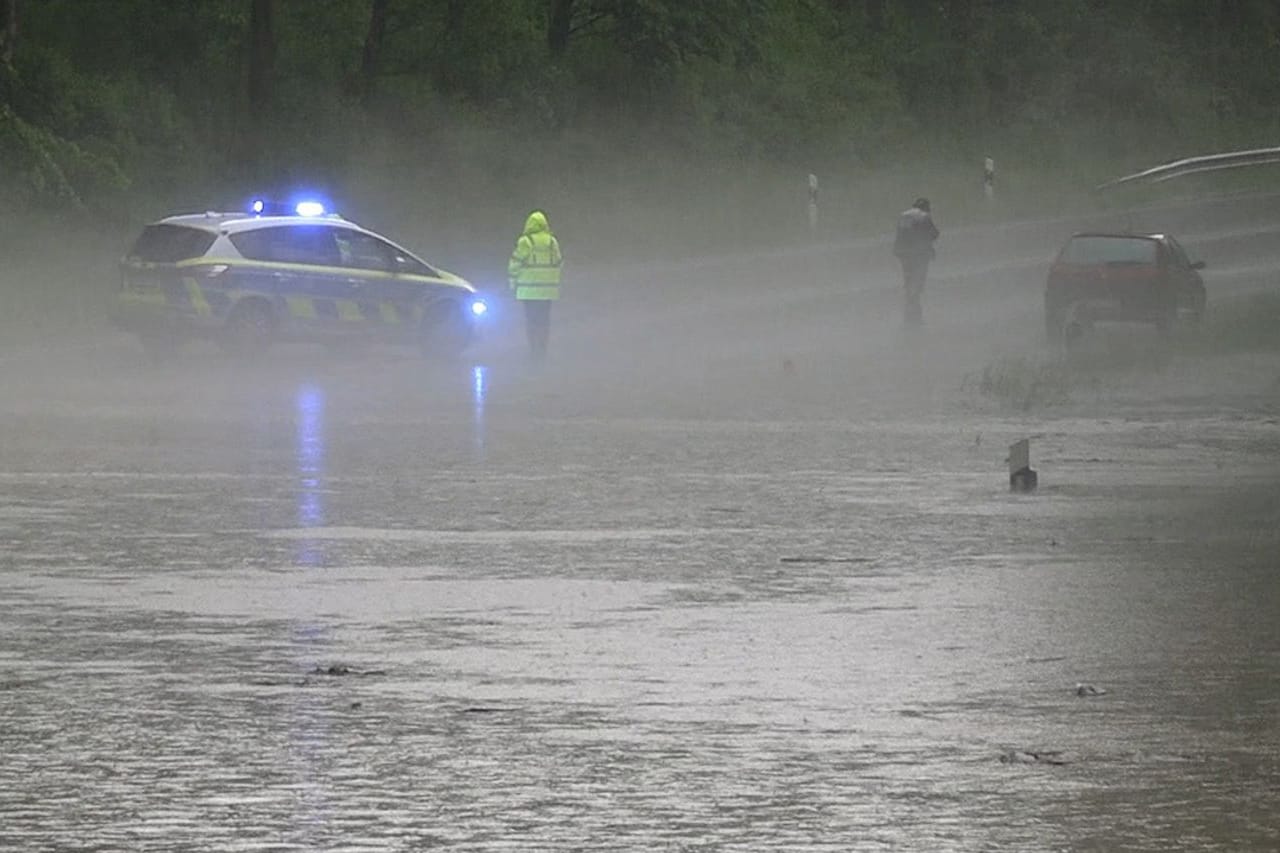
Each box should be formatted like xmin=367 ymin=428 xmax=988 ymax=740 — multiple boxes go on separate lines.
xmin=1008 ymin=438 xmax=1037 ymax=493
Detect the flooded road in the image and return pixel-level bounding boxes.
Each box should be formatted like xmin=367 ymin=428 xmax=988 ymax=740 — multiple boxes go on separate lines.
xmin=3 ymin=204 xmax=1280 ymax=850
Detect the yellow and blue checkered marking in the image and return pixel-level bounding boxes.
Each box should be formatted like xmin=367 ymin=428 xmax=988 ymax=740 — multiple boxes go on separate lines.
xmin=118 ymin=257 xmax=463 ymax=335
xmin=150 ymin=273 xmax=419 ymax=326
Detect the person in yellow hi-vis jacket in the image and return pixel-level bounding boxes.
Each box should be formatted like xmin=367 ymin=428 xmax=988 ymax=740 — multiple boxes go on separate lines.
xmin=507 ymin=210 xmax=563 ymax=363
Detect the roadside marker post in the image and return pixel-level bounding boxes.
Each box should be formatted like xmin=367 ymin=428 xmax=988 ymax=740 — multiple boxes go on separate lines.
xmin=807 ymin=173 xmax=819 ymax=235
xmin=1008 ymin=438 xmax=1038 ymax=492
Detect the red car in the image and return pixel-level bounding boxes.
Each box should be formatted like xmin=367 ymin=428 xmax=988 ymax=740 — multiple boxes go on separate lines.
xmin=1045 ymin=232 xmax=1207 ymax=343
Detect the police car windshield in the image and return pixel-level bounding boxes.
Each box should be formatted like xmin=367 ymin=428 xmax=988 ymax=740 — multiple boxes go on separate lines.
xmin=129 ymin=224 xmax=217 ymax=263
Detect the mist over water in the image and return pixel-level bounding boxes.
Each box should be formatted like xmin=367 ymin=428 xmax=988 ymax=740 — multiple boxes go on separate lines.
xmin=3 ymin=180 xmax=1280 ymax=850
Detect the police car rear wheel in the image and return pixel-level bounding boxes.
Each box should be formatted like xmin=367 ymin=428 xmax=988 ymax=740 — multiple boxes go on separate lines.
xmin=222 ymin=301 xmax=274 ymax=356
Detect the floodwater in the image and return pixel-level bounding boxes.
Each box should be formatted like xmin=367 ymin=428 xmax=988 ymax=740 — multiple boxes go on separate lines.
xmin=2 ymin=197 xmax=1280 ymax=851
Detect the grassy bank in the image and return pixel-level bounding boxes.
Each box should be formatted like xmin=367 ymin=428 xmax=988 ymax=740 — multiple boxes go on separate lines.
xmin=970 ymin=291 xmax=1280 ymax=411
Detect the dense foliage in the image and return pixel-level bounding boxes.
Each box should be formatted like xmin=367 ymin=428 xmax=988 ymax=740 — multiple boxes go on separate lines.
xmin=1 ymin=0 xmax=1278 ymax=258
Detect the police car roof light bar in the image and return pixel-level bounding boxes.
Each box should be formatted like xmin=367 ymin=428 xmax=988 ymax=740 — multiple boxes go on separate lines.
xmin=246 ymin=197 xmax=333 ymax=217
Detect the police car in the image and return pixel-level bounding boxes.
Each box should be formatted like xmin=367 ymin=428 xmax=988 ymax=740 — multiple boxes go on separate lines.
xmin=113 ymin=200 xmax=488 ymax=358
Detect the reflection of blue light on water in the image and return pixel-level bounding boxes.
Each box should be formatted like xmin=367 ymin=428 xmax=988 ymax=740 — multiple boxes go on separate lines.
xmin=472 ymin=365 xmax=487 ymax=407
xmin=298 ymin=483 xmax=323 ymax=530
xmin=296 ymin=385 xmax=325 ymax=477
xmin=295 ymin=384 xmax=326 ymax=565
xmin=471 ymin=365 xmax=487 ymax=459
xmin=287 ymin=385 xmax=332 ymax=844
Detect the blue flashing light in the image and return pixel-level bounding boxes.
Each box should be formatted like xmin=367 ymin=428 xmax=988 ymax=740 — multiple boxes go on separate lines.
xmin=246 ymin=195 xmax=336 ymax=217
xmin=470 ymin=298 xmax=488 ymax=318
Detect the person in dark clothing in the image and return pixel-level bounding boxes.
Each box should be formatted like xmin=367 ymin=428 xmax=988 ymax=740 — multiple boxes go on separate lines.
xmin=892 ymin=197 xmax=940 ymax=326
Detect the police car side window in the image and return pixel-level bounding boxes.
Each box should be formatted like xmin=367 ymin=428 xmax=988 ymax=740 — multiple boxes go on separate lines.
xmin=280 ymin=226 xmax=341 ymax=266
xmin=393 ymin=252 xmax=435 ymax=277
xmin=334 ymin=230 xmax=395 ymax=272
xmin=377 ymin=239 xmax=435 ymax=277
xmin=230 ymin=225 xmax=341 ymax=267
xmin=228 ymin=229 xmax=275 ymax=262
xmin=131 ymin=224 xmax=217 ymax=262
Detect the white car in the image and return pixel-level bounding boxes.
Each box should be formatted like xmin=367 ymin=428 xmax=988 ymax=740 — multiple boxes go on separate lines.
xmin=113 ymin=201 xmax=488 ymax=358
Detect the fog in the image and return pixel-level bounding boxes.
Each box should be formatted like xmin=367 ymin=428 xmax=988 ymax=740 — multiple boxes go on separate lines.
xmin=2 ymin=164 xmax=1280 ymax=849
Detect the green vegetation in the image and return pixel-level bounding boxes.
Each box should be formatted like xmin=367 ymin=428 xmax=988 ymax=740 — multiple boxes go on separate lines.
xmin=971 ymin=293 xmax=1280 ymax=410
xmin=2 ymin=1 xmax=1280 ymax=337
xmin=967 ymin=355 xmax=1080 ymax=411
xmin=4 ymin=2 xmax=1280 ymax=222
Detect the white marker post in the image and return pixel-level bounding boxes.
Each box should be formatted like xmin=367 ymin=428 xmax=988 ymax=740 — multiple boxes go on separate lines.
xmin=807 ymin=173 xmax=819 ymax=235
xmin=983 ymin=157 xmax=996 ymax=201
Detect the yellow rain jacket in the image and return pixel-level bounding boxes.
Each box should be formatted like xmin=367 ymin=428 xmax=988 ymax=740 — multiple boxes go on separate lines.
xmin=507 ymin=211 xmax=563 ymax=301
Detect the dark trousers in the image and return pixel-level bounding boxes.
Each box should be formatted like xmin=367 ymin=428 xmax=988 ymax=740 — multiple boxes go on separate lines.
xmin=900 ymin=257 xmax=930 ymax=326
xmin=522 ymin=300 xmax=552 ymax=362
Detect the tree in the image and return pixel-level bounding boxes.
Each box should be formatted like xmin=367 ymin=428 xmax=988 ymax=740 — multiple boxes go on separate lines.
xmin=247 ymin=0 xmax=275 ymax=122
xmin=548 ymin=0 xmax=574 ymax=56
xmin=865 ymin=0 xmax=884 ymax=33
xmin=358 ymin=0 xmax=390 ymax=103
xmin=0 ymin=0 xmax=16 ymax=67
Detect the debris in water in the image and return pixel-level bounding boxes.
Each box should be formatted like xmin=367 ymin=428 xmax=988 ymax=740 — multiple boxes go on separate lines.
xmin=1000 ymin=749 xmax=1071 ymax=765
xmin=1075 ymin=683 xmax=1107 ymax=697
xmin=779 ymin=556 xmax=873 ymax=564
xmin=310 ymin=665 xmax=388 ymax=677
xmin=0 ymin=678 xmax=40 ymax=691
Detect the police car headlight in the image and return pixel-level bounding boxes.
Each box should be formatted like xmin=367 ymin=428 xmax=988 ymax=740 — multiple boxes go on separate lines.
xmin=469 ymin=298 xmax=488 ymax=318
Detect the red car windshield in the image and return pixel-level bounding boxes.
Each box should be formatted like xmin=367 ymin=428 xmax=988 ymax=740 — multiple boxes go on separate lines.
xmin=1059 ymin=236 xmax=1157 ymax=265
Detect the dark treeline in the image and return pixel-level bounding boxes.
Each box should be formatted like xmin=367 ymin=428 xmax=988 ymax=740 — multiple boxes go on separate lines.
xmin=1 ymin=1 xmax=1278 ymax=259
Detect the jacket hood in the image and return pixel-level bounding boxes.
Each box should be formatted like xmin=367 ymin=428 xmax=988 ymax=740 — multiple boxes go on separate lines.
xmin=523 ymin=211 xmax=549 ymax=236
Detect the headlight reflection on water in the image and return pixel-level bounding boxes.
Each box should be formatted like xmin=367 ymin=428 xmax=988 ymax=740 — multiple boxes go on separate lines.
xmin=294 ymin=383 xmax=326 ymax=566
xmin=289 ymin=383 xmax=333 ymax=841
xmin=472 ymin=364 xmax=488 ymax=460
